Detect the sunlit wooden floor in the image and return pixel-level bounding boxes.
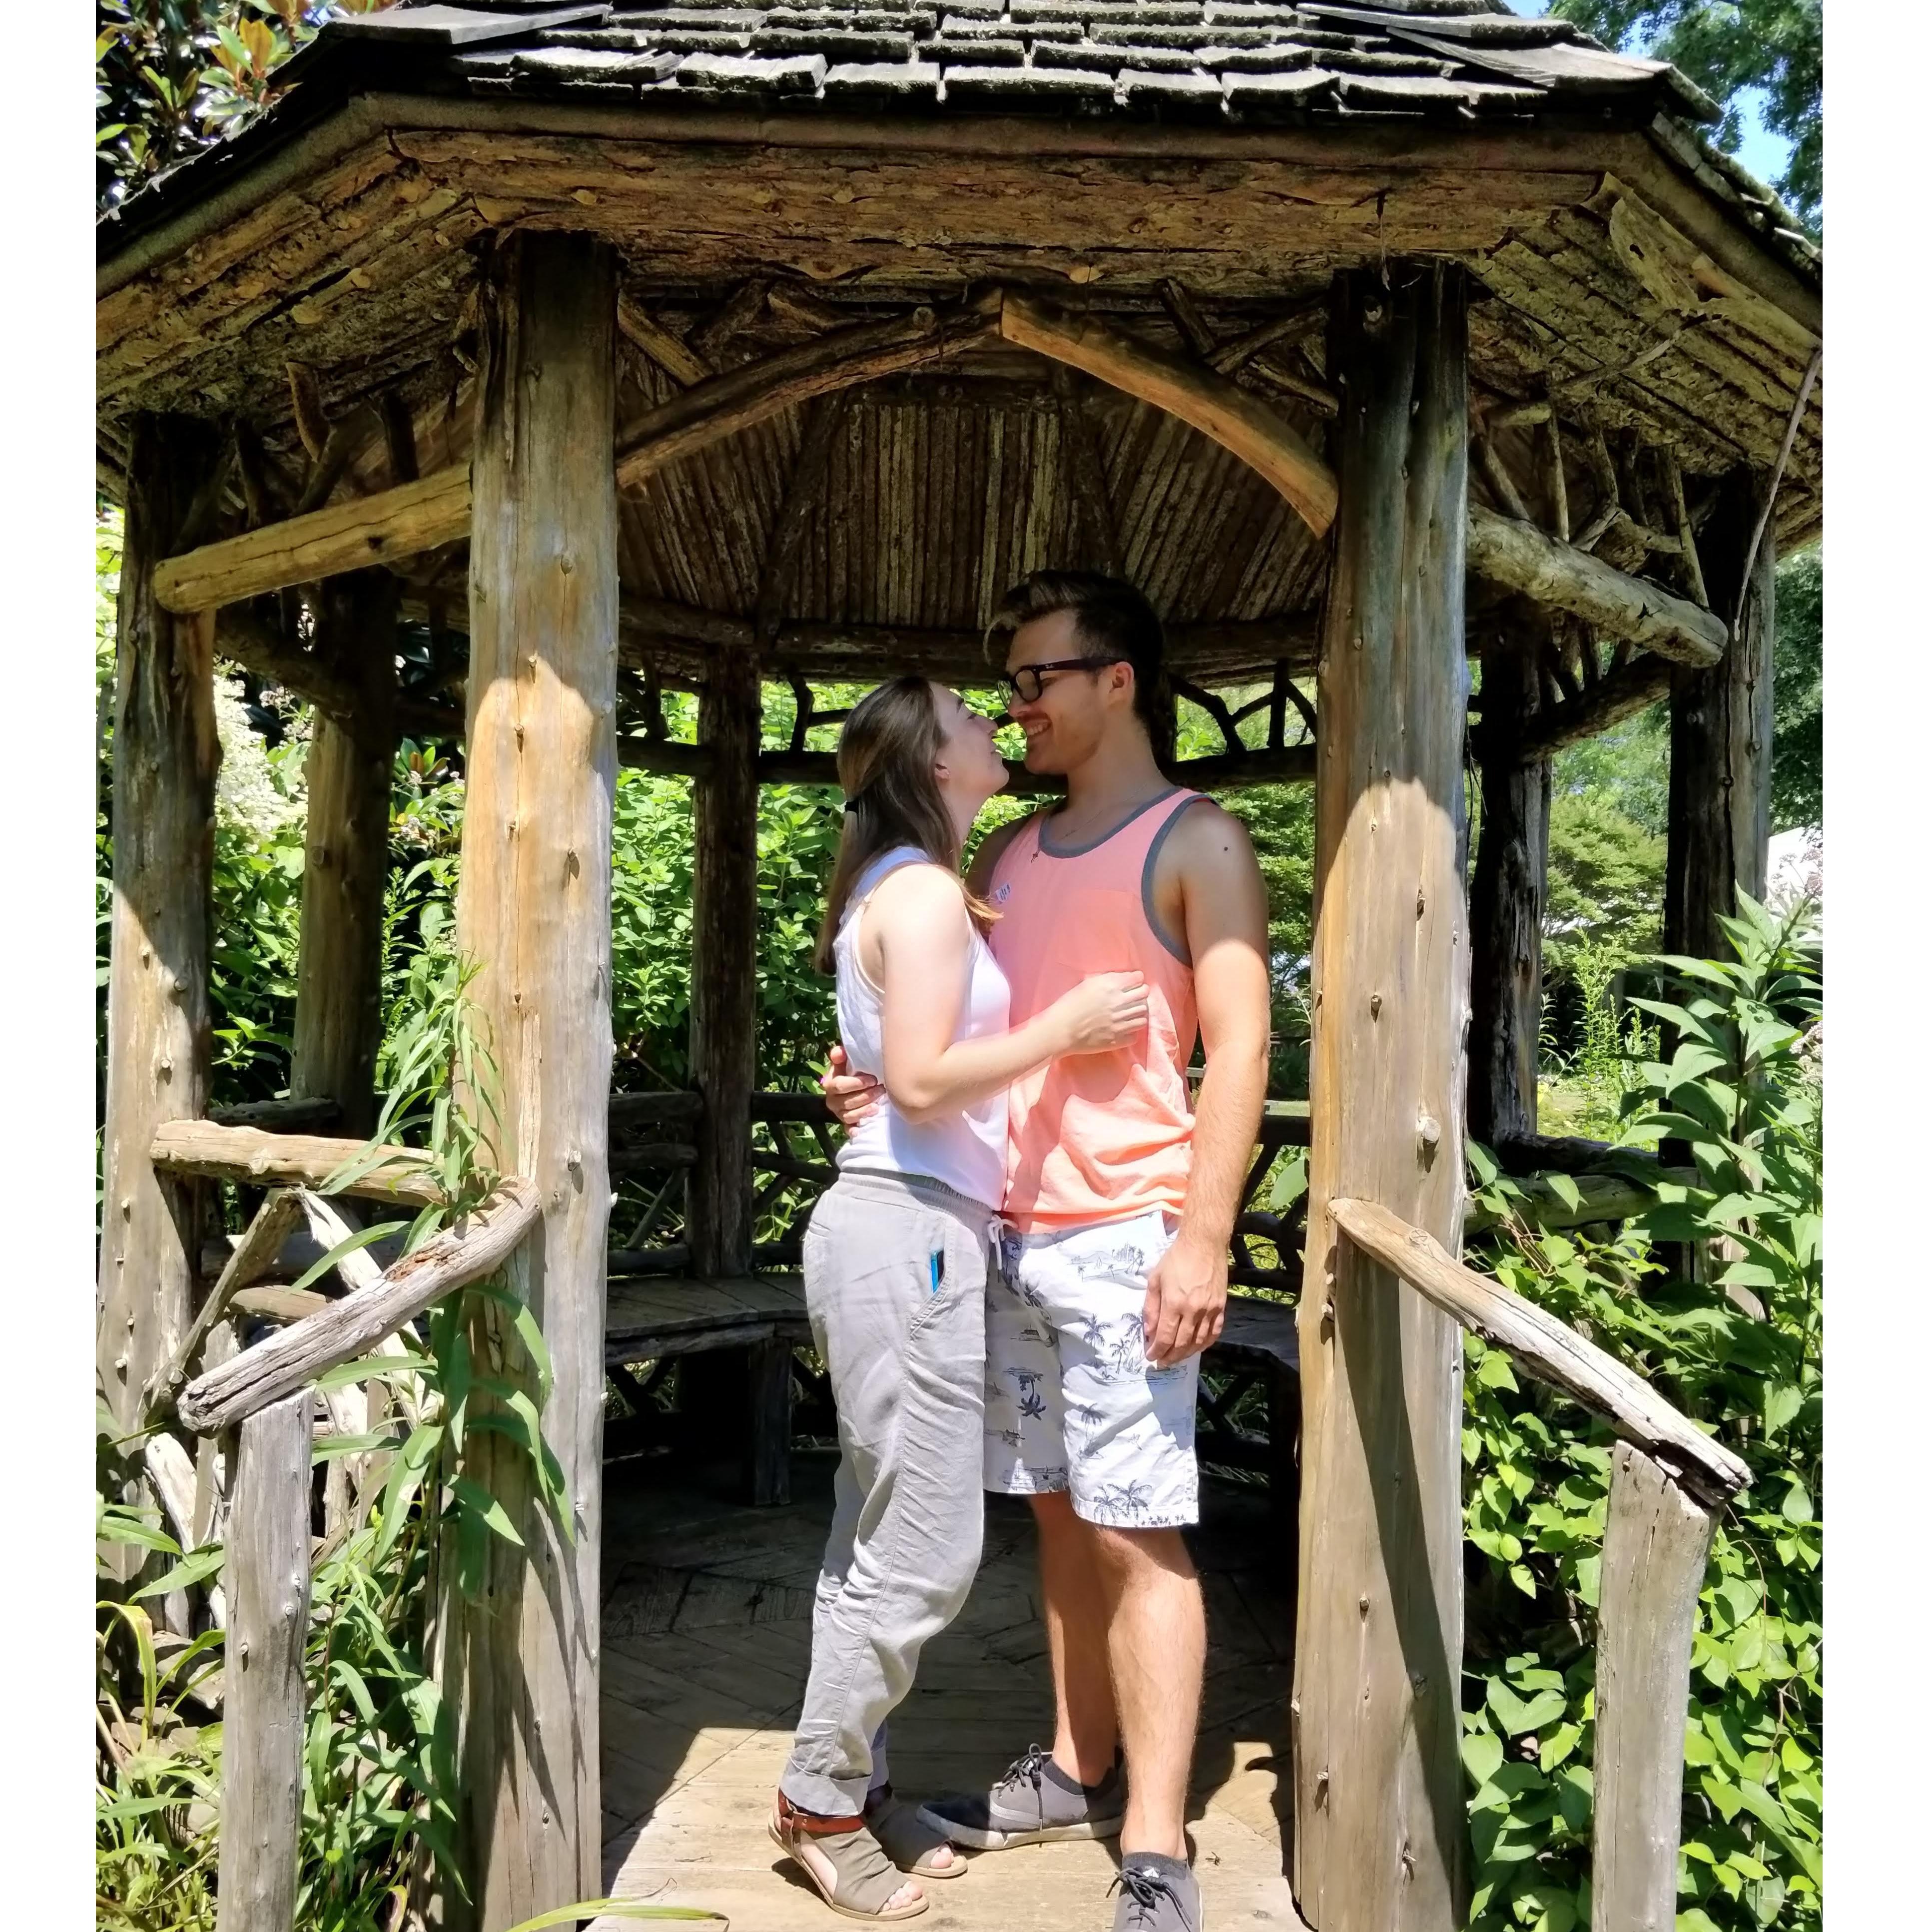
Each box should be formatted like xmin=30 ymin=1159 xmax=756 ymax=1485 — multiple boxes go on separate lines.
xmin=593 ymin=1449 xmax=1308 ymax=1932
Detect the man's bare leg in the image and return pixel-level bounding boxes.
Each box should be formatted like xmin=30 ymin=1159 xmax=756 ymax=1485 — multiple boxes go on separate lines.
xmin=1092 ymin=1524 xmax=1206 ymax=1858
xmin=1031 ymin=1490 xmax=1120 ymax=1784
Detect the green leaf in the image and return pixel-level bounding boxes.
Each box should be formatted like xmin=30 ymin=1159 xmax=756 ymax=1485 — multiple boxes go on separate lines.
xmin=133 ymin=1544 xmax=225 ymax=1600
xmin=1269 ymin=1149 xmax=1307 ymax=1212
xmin=1486 ymin=1680 xmax=1566 ymax=1735
xmin=1762 ymin=1381 xmax=1803 ymax=1436
xmin=313 ymin=1429 xmax=401 ymax=1463
xmin=1462 ymin=1730 xmax=1505 ymax=1787
xmin=1554 ymin=1764 xmax=1592 ymax=1835
xmin=1476 ymin=1349 xmax=1520 ymax=1392
xmin=290 ymin=1219 xmax=409 ymax=1294
xmin=452 ymin=1476 xmax=524 ymax=1549
xmin=1709 ymin=1576 xmax=1763 ymax=1631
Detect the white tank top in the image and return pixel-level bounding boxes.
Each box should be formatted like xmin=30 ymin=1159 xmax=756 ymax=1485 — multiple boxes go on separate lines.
xmin=834 ymin=846 xmax=1012 ymax=1210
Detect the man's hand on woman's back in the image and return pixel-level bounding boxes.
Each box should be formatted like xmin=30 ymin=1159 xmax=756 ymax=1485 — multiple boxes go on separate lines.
xmin=820 ymin=1043 xmax=882 ymax=1130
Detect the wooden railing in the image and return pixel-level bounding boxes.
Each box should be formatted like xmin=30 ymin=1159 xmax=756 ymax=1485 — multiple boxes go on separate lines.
xmin=1328 ymin=1197 xmax=1750 ymax=1932
xmin=163 ymin=1105 xmax=1727 ymax=1919
xmin=147 ymin=1123 xmax=541 ymax=1932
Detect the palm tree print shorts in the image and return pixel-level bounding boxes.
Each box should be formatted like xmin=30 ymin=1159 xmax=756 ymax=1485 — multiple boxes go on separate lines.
xmin=983 ymin=1208 xmax=1200 ymax=1529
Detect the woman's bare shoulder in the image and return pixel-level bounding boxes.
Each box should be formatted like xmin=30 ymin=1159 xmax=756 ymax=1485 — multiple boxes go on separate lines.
xmin=965 ymin=812 xmax=1037 ymax=894
xmin=865 ymin=857 xmax=972 ymax=922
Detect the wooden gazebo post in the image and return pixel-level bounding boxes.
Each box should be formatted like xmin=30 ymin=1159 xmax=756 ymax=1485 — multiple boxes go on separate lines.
xmin=689 ymin=648 xmax=760 ymax=1282
xmin=440 ymin=232 xmax=618 ymax=1929
xmin=99 ymin=416 xmax=221 ymax=1441
xmin=1666 ymin=468 xmax=1776 ymax=957
xmin=1469 ymin=618 xmax=1551 ymax=1147
xmin=1292 ymin=263 xmax=1471 ymax=1932
xmin=290 ymin=572 xmax=399 ymax=1139
xmin=686 ymin=643 xmax=795 ymax=1501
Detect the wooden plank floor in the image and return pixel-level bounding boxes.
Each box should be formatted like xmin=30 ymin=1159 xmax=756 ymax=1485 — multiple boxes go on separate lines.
xmin=595 ymin=1450 xmax=1308 ymax=1932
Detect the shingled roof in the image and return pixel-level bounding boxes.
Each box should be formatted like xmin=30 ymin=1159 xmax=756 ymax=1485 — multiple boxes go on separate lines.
xmin=314 ymin=0 xmax=1719 ymax=124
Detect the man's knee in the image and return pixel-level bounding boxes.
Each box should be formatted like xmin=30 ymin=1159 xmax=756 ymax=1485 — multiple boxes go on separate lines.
xmin=1028 ymin=1488 xmax=1083 ymax=1536
xmin=1090 ymin=1522 xmax=1199 ymax=1586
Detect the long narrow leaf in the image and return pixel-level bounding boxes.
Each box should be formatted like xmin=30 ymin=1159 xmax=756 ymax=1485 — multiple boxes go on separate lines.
xmin=290 ymin=1220 xmax=409 ymax=1294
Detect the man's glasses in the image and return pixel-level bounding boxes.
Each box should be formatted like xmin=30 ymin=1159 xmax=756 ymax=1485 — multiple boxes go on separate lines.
xmin=1000 ymin=656 xmax=1125 ymax=704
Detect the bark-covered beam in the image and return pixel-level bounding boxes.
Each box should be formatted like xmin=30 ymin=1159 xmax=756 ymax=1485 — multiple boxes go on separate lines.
xmin=1467 ymin=503 xmax=1727 ymax=666
xmin=154 ymin=465 xmax=471 ymax=613
xmin=1330 ymin=1198 xmax=1748 ymax=1502
xmin=616 ymin=302 xmax=997 ymax=490
xmin=1513 ymin=652 xmax=1673 ymax=759
xmin=1000 ymin=290 xmax=1338 ymax=536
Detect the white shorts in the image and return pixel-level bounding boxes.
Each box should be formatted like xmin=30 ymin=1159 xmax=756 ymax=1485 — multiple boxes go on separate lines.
xmin=983 ymin=1208 xmax=1200 ymax=1530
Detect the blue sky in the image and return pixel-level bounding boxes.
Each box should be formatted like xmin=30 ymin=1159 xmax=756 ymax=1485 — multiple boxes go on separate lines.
xmin=1509 ymin=0 xmax=1798 ymax=194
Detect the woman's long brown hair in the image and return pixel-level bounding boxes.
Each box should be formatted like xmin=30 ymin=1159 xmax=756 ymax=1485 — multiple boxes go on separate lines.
xmin=813 ymin=676 xmax=994 ymax=975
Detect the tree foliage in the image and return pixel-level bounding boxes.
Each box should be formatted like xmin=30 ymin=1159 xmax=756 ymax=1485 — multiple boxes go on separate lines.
xmin=96 ymin=2 xmax=394 ymax=212
xmin=1463 ymin=898 xmax=1822 ymax=1932
xmin=1552 ymin=1 xmax=1822 ymax=228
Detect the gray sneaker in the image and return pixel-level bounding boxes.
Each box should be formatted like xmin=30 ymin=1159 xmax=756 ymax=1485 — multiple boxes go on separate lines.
xmin=915 ymin=1744 xmax=1125 ymax=1850
xmin=1110 ymin=1854 xmax=1202 ymax=1932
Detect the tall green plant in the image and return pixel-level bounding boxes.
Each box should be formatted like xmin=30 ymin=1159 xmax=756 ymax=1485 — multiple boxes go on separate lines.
xmin=1460 ymin=897 xmax=1822 ymax=1932
xmin=97 ymin=958 xmax=573 ymax=1927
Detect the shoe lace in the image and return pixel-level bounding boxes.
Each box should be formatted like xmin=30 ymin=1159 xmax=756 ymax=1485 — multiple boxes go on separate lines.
xmin=995 ymin=1744 xmax=1051 ymax=1801
xmin=1108 ymin=1865 xmax=1178 ymax=1929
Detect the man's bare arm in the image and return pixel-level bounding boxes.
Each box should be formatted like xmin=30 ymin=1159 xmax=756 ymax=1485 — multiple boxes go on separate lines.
xmin=1142 ymin=806 xmax=1272 ymax=1367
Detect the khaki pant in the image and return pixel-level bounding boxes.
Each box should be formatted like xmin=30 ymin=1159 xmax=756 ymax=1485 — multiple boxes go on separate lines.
xmin=779 ymin=1170 xmax=997 ymax=1817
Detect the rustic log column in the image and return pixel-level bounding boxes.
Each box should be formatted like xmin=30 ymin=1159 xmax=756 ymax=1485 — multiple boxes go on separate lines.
xmin=1665 ymin=468 xmax=1775 ymax=959
xmin=1292 ymin=264 xmax=1471 ymax=1932
xmin=442 ymin=233 xmax=618 ymax=1929
xmin=290 ymin=573 xmax=398 ymax=1140
xmin=99 ymin=416 xmax=221 ymax=1437
xmin=688 ymin=647 xmax=761 ymax=1277
xmin=686 ymin=648 xmax=789 ymax=1500
xmin=1468 ymin=620 xmax=1550 ymax=1147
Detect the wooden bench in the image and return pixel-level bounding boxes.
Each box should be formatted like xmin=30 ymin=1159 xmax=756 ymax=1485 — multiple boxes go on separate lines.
xmin=604 ymin=1271 xmax=1299 ymax=1524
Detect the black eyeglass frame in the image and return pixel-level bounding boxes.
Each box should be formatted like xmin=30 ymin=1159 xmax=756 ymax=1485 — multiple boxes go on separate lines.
xmin=1000 ymin=655 xmax=1127 ymax=704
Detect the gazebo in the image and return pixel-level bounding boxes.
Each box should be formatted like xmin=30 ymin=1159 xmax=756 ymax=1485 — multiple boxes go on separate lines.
xmin=96 ymin=2 xmax=1820 ymax=1928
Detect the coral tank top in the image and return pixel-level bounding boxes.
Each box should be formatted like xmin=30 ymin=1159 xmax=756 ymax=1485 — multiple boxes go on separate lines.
xmin=988 ymin=790 xmax=1207 ymax=1232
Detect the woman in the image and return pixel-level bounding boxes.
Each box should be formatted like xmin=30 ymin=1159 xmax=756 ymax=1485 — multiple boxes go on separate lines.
xmin=770 ymin=676 xmax=1147 ymax=1921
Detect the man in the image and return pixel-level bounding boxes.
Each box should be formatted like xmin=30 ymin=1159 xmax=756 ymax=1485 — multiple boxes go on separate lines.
xmin=823 ymin=571 xmax=1273 ymax=1932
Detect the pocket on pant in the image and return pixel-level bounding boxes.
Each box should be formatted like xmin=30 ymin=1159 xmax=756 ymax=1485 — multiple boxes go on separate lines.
xmin=908 ymin=1215 xmax=987 ymax=1371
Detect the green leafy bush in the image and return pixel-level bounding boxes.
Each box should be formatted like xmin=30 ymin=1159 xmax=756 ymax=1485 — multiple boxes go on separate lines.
xmin=1461 ymin=898 xmax=1822 ymax=1932
xmin=96 ymin=960 xmax=566 ymax=1928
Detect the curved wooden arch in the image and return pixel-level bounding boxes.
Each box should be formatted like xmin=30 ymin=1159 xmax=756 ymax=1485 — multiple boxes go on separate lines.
xmin=997 ymin=291 xmax=1338 ymax=536
xmin=155 ymin=287 xmax=1727 ymax=669
xmin=153 ymin=287 xmax=1337 ymax=614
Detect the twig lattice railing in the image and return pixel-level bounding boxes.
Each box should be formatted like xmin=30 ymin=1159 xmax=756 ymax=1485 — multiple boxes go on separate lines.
xmin=1327 ymin=1197 xmax=1750 ymax=1932
xmin=148 ymin=1124 xmax=541 ymax=1932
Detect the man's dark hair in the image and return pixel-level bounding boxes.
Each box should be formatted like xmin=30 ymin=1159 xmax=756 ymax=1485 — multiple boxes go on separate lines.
xmin=986 ymin=570 xmax=1174 ymax=766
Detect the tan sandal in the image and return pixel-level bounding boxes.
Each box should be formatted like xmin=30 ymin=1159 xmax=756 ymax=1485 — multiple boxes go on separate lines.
xmin=770 ymin=1792 xmax=929 ymax=1921
xmin=866 ymin=1786 xmax=966 ymax=1880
